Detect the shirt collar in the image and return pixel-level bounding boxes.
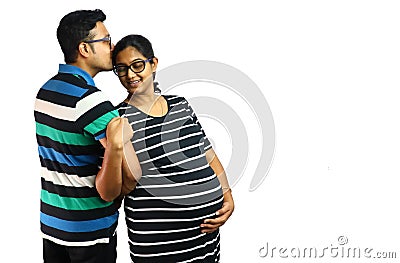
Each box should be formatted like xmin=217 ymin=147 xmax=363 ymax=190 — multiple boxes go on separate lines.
xmin=58 ymin=64 xmax=96 ymax=86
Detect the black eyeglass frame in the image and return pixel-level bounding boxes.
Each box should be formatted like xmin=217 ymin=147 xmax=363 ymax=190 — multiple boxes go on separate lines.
xmin=113 ymin=58 xmax=153 ymax=77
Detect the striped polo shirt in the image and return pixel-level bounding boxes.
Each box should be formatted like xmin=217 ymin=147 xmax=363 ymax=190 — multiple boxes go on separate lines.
xmin=34 ymin=64 xmax=119 ymax=246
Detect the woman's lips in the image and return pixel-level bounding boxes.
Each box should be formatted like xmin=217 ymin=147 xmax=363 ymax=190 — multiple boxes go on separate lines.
xmin=127 ymin=79 xmax=141 ymax=89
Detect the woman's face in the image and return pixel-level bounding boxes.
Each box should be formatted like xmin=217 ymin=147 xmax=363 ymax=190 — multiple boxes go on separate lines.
xmin=114 ymin=46 xmax=157 ymax=95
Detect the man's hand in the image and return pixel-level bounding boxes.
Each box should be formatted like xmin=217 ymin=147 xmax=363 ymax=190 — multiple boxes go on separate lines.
xmin=106 ymin=117 xmax=133 ymax=149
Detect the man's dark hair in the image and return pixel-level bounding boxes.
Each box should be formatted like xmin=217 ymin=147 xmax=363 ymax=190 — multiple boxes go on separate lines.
xmin=57 ymin=9 xmax=106 ymax=63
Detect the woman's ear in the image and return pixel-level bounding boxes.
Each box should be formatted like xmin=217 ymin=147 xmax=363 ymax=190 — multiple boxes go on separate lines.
xmin=151 ymin=57 xmax=159 ymax=72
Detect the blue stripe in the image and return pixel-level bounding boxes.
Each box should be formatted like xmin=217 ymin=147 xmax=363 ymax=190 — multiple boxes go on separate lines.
xmin=59 ymin=64 xmax=96 ymax=86
xmin=38 ymin=146 xmax=98 ymax=166
xmin=94 ymin=131 xmax=106 ymax=140
xmin=42 ymin=79 xmax=87 ymax=97
xmin=40 ymin=212 xmax=118 ymax=232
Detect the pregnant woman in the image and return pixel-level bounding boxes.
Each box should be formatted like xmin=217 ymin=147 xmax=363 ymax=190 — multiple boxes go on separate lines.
xmin=112 ymin=34 xmax=234 ymax=262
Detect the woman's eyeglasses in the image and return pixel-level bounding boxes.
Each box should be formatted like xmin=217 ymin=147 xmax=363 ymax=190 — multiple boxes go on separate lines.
xmin=113 ymin=58 xmax=153 ymax=77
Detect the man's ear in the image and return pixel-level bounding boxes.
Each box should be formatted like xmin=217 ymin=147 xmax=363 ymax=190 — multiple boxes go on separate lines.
xmin=78 ymin=42 xmax=90 ymax=58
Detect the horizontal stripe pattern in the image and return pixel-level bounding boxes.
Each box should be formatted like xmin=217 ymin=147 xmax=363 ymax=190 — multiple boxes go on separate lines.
xmin=40 ymin=212 xmax=118 ymax=232
xmin=34 ymin=64 xmax=119 ymax=246
xmin=118 ymin=95 xmax=222 ymax=262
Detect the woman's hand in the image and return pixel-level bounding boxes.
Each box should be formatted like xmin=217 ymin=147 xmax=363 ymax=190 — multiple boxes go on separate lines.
xmin=200 ymin=189 xmax=234 ymax=233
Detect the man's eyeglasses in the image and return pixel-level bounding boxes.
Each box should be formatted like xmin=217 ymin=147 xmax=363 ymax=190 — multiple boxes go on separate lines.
xmin=84 ymin=36 xmax=112 ymax=49
xmin=113 ymin=58 xmax=153 ymax=77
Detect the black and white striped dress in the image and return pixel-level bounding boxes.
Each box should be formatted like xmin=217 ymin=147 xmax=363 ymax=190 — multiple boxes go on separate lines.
xmin=118 ymin=95 xmax=223 ymax=263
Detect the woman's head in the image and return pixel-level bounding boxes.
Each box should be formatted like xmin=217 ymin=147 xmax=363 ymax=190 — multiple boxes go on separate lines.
xmin=112 ymin=34 xmax=154 ymax=65
xmin=112 ymin=35 xmax=160 ymax=94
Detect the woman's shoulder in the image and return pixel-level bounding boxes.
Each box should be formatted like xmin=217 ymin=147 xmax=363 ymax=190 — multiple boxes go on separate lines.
xmin=163 ymin=94 xmax=188 ymax=105
xmin=116 ymin=101 xmax=129 ymax=111
xmin=116 ymin=101 xmax=139 ymax=117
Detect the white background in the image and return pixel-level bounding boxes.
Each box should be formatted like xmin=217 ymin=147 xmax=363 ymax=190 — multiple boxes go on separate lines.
xmin=2 ymin=1 xmax=400 ymax=262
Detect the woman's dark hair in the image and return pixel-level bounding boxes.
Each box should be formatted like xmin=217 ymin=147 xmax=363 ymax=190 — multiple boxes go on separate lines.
xmin=57 ymin=9 xmax=106 ymax=63
xmin=112 ymin=34 xmax=160 ymax=93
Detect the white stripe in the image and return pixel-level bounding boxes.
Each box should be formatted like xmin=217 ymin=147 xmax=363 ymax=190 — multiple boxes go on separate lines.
xmin=140 ymin=142 xmax=204 ymax=164
xmin=169 ymin=101 xmax=185 ymax=108
xmin=136 ymin=174 xmax=216 ymax=189
xmin=126 ymin=196 xmax=223 ymax=212
xmin=168 ymin=108 xmax=187 ymax=115
xmin=127 ymin=184 xmax=221 ymax=201
xmin=35 ymin=99 xmax=75 ymax=121
xmin=41 ymin=167 xmax=95 ymax=187
xmin=76 ymin=91 xmax=108 ymax=119
xmin=170 ymin=107 xmax=190 ymax=116
xmin=134 ymin=115 xmax=191 ymax=133
xmin=129 ymin=232 xmax=205 ymax=246
xmin=166 ymin=96 xmax=179 ymax=100
xmin=130 ymin=232 xmax=220 ymax=258
xmin=42 ymin=233 xmax=109 ymax=246
xmin=128 ymin=225 xmax=200 ymax=235
xmin=204 ymin=143 xmax=212 ymax=150
xmin=141 ymin=164 xmax=209 ymax=178
xmin=136 ymin=131 xmax=203 ymax=154
xmin=149 ymin=152 xmax=204 ymax=170
xmin=130 ymin=117 xmax=153 ymax=125
xmin=123 ymin=111 xmax=141 ymax=117
xmin=132 ymin=123 xmax=197 ymax=143
xmin=118 ymin=106 xmax=130 ymax=110
xmin=177 ymin=245 xmax=220 ymax=263
xmin=126 ymin=211 xmax=216 ymax=223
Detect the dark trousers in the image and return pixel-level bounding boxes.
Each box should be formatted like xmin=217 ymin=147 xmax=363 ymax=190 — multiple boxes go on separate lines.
xmin=43 ymin=234 xmax=117 ymax=263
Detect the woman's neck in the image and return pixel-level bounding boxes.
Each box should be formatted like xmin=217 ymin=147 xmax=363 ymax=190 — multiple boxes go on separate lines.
xmin=125 ymin=93 xmax=166 ymax=117
xmin=125 ymin=93 xmax=158 ymax=106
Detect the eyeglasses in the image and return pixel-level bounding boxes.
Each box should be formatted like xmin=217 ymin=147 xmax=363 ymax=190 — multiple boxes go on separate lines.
xmin=113 ymin=58 xmax=153 ymax=77
xmin=84 ymin=36 xmax=112 ymax=49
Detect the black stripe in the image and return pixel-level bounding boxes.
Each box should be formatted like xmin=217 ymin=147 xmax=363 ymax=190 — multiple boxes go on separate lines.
xmin=41 ymin=178 xmax=98 ymax=198
xmin=41 ymin=221 xmax=117 ymax=243
xmin=125 ymin=198 xmax=222 ymax=221
xmin=34 ymin=112 xmax=79 ymax=133
xmin=36 ymin=88 xmax=80 ymax=108
xmin=53 ymin=73 xmax=88 ymax=87
xmin=139 ymin=167 xmax=214 ymax=184
xmin=128 ymin=231 xmax=220 ymax=262
xmin=41 ymin=201 xmax=118 ymax=221
xmin=40 ymin=157 xmax=100 ymax=177
xmin=128 ymin=227 xmax=201 ymax=243
xmin=36 ymin=134 xmax=102 ymax=156
xmin=76 ymin=101 xmax=116 ymax=134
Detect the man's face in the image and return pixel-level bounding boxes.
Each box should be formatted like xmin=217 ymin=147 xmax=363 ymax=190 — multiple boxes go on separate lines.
xmin=87 ymin=21 xmax=114 ymax=74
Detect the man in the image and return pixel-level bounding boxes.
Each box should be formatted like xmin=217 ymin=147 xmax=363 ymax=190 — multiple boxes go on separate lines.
xmin=34 ymin=9 xmax=141 ymax=263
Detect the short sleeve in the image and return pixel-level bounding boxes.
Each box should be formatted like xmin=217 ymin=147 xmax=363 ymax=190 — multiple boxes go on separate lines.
xmin=75 ymin=89 xmax=119 ymax=140
xmin=184 ymin=98 xmax=213 ymax=151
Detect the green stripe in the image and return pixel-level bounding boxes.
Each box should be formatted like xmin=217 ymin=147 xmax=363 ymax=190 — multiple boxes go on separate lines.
xmin=36 ymin=122 xmax=96 ymax=146
xmin=41 ymin=190 xmax=113 ymax=210
xmin=84 ymin=110 xmax=118 ymax=135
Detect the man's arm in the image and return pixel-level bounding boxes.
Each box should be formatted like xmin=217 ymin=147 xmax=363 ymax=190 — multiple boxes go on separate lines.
xmin=121 ymin=141 xmax=142 ymax=196
xmin=95 ymin=117 xmax=129 ymax=202
xmin=119 ymin=117 xmax=142 ymax=197
xmin=121 ymin=118 xmax=142 ymax=198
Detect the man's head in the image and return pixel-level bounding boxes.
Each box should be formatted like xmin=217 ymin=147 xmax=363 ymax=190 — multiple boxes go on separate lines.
xmin=57 ymin=9 xmax=113 ymax=76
